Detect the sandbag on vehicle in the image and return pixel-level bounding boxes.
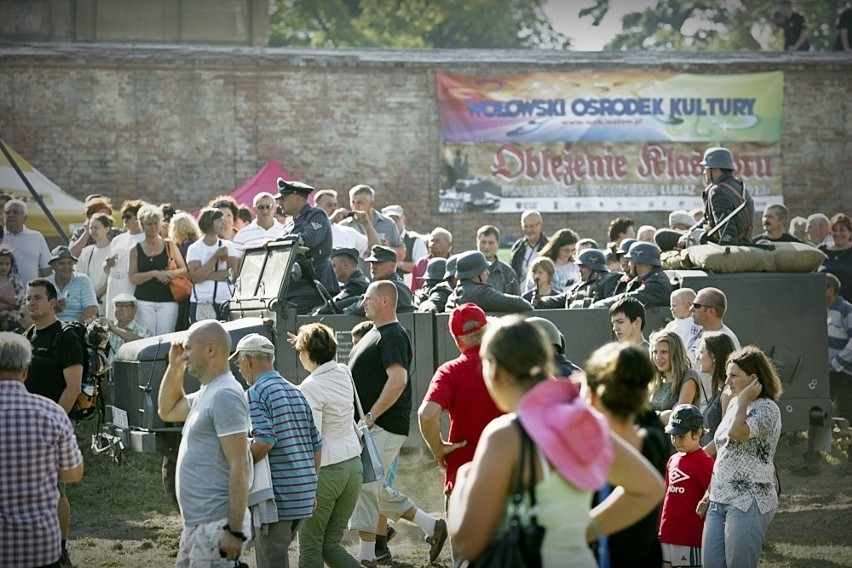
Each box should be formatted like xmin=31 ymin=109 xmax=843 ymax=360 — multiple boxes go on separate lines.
xmin=685 ymin=244 xmax=772 ymax=273
xmin=663 ymin=242 xmax=828 ymax=273
xmin=760 ymin=241 xmax=827 ymax=272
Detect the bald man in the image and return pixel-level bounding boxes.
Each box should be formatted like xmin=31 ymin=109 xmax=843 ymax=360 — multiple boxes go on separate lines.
xmin=158 ymin=321 xmax=252 ymax=567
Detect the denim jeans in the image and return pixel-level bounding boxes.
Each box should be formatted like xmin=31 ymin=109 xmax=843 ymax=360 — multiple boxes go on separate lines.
xmin=702 ymin=498 xmax=775 ymax=568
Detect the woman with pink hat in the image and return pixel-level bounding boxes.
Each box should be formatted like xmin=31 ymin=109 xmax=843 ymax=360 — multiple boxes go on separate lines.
xmin=448 ymin=315 xmax=664 ymax=567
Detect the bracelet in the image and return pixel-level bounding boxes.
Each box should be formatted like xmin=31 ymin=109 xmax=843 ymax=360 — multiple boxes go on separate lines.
xmin=223 ymin=524 xmax=248 ymax=541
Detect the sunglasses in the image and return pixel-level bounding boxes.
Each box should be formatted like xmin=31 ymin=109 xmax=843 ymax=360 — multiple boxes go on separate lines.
xmin=255 ymin=204 xmax=274 ymax=210
xmin=692 ymin=303 xmax=714 ymax=310
xmin=214 ymin=200 xmax=232 ymax=209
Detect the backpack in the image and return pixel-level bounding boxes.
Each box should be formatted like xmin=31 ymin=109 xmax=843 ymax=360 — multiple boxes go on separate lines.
xmin=26 ymin=320 xmax=112 ymax=421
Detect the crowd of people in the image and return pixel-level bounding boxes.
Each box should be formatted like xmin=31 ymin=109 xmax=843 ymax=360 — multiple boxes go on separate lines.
xmin=0 ymin=141 xmax=850 ymax=568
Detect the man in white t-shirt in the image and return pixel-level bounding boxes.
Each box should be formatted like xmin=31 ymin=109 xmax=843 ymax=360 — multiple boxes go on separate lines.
xmin=314 ymin=189 xmax=370 ymax=257
xmin=3 ymin=199 xmax=52 ymax=283
xmin=232 ymin=192 xmax=285 ymax=252
xmin=687 ymin=287 xmax=741 ymax=411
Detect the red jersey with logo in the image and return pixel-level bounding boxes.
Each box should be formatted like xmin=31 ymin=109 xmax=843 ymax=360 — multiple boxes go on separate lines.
xmin=659 ymin=448 xmax=714 ymax=547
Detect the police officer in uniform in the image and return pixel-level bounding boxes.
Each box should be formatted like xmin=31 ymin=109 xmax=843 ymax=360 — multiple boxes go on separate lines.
xmin=592 ymin=242 xmax=673 ymax=309
xmin=681 ymin=147 xmax=755 ymax=246
xmin=276 ymin=178 xmax=339 ymax=314
xmin=535 ymin=249 xmax=620 ymax=309
xmin=446 ymin=251 xmax=533 ymax=313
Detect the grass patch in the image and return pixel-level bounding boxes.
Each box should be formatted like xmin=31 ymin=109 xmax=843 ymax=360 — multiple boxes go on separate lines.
xmin=66 ymin=418 xmax=177 ymax=539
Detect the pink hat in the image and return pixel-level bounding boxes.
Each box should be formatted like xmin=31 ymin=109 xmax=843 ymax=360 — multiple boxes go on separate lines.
xmin=518 ymin=378 xmax=613 ymax=491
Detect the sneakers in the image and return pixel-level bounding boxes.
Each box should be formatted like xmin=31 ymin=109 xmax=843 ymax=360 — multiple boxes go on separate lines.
xmin=426 ymin=518 xmax=448 ymax=563
xmin=360 ymin=559 xmax=377 ymax=568
xmin=59 ymin=548 xmax=73 ymax=567
xmin=375 ymin=548 xmax=393 ymax=565
xmin=387 ymin=525 xmax=397 ymax=542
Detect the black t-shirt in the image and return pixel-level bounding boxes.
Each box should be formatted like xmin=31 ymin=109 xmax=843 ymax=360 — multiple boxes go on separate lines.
xmin=594 ymin=410 xmax=668 ymax=567
xmin=834 ymin=9 xmax=852 ymax=51
xmin=348 ymin=321 xmax=413 ymax=436
xmin=26 ymin=320 xmax=86 ymax=404
xmin=754 ymin=232 xmax=801 ymax=243
xmin=784 ymin=12 xmax=810 ymax=50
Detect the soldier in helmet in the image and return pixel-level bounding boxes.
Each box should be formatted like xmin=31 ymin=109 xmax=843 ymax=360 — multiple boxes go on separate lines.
xmin=592 ymin=242 xmax=673 ymax=309
xmin=413 ymin=257 xmax=448 ymax=309
xmin=417 ymin=255 xmax=457 ymax=314
xmin=445 ymin=251 xmax=532 ymax=313
xmin=276 ymin=178 xmax=340 ymax=314
xmin=526 ymin=316 xmax=582 ymax=376
xmin=680 ymin=147 xmax=755 ymax=247
xmin=535 ymin=249 xmax=621 ymax=309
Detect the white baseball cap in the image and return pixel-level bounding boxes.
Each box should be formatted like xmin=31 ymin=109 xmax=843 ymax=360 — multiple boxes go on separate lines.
xmin=230 ymin=333 xmax=275 ymax=359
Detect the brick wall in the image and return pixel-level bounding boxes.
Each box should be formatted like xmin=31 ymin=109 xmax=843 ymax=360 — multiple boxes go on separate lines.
xmin=1 ymin=44 xmax=849 ymax=248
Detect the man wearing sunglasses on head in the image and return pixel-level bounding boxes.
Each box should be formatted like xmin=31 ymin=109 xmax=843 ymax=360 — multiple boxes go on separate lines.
xmin=232 ymin=192 xmax=286 ymax=251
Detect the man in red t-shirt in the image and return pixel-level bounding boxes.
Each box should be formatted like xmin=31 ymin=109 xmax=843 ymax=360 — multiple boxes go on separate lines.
xmin=418 ymin=303 xmax=503 ymax=497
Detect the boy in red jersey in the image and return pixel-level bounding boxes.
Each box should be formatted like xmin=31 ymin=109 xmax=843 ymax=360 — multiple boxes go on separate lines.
xmin=660 ymin=404 xmax=714 ymax=567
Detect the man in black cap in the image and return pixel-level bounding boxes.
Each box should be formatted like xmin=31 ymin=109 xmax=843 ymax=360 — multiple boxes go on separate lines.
xmin=313 ymin=248 xmax=370 ymax=314
xmin=276 ymin=178 xmax=339 ymax=314
xmin=446 ymin=251 xmax=532 ymax=313
xmin=343 ymin=245 xmax=414 ymax=315
xmin=413 ymin=257 xmax=447 ymax=309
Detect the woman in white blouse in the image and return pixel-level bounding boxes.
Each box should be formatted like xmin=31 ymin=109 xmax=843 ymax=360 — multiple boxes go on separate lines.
xmin=294 ymin=322 xmax=363 ymax=568
xmin=697 ymin=345 xmax=783 ymax=568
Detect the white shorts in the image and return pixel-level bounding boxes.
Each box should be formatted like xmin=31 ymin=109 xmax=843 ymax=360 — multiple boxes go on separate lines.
xmin=661 ymin=542 xmax=702 ymax=567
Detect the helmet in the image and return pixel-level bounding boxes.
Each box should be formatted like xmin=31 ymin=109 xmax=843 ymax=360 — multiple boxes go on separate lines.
xmin=444 ymin=254 xmax=459 ymax=279
xmin=700 ymin=147 xmax=735 ymax=170
xmin=424 ymin=257 xmax=448 ymax=282
xmin=455 ymin=251 xmax=490 ymax=280
xmin=625 ymin=242 xmax=661 ymax=267
xmin=527 ymin=316 xmax=565 ymax=352
xmin=617 ymin=238 xmax=637 ymax=256
xmin=576 ymin=249 xmax=610 ymax=273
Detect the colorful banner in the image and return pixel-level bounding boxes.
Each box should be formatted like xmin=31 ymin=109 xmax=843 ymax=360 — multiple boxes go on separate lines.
xmin=439 ymin=142 xmax=781 ymax=214
xmin=437 ymin=71 xmax=784 ymax=213
xmin=438 ymin=71 xmax=784 ymax=143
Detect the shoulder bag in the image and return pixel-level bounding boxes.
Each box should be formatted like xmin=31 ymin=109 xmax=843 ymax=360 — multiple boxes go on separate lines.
xmin=349 ymin=372 xmax=385 ymax=484
xmin=460 ymin=419 xmax=545 ymax=568
xmin=166 ymin=239 xmax=192 ymax=303
xmin=193 ymin=240 xmax=233 ymax=321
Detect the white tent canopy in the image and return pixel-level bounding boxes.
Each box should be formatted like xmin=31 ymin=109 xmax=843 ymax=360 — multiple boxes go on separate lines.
xmin=0 ymin=139 xmax=86 ymax=240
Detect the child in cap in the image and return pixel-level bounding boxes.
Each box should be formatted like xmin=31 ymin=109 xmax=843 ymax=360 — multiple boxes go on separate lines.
xmin=659 ymin=404 xmax=714 ymax=567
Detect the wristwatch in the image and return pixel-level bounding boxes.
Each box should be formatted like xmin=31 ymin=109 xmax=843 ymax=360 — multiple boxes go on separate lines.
xmin=365 ymin=412 xmax=374 ymax=421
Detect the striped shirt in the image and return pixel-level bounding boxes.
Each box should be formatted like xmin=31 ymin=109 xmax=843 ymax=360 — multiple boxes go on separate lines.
xmin=828 ymin=296 xmax=852 ymax=376
xmin=47 ymin=271 xmax=98 ymax=322
xmin=247 ymin=371 xmax=322 ymax=520
xmin=0 ymin=381 xmax=83 ymax=568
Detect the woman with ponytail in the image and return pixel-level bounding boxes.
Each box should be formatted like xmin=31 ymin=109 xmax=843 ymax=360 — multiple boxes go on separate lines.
xmin=449 ymin=316 xmax=664 ymax=567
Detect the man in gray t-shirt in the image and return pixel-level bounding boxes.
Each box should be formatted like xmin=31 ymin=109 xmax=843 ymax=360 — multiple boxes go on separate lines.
xmin=158 ymin=321 xmax=251 ymax=567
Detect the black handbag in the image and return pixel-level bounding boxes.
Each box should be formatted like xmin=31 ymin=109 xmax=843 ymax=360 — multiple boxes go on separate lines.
xmin=461 ymin=419 xmax=545 ymax=568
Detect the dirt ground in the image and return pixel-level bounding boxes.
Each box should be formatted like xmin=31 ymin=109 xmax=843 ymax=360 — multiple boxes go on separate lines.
xmin=64 ymin=423 xmax=852 ymax=568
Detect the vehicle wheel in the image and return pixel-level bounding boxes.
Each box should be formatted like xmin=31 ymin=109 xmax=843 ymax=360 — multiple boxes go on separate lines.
xmin=161 ymin=453 xmax=179 ymax=510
